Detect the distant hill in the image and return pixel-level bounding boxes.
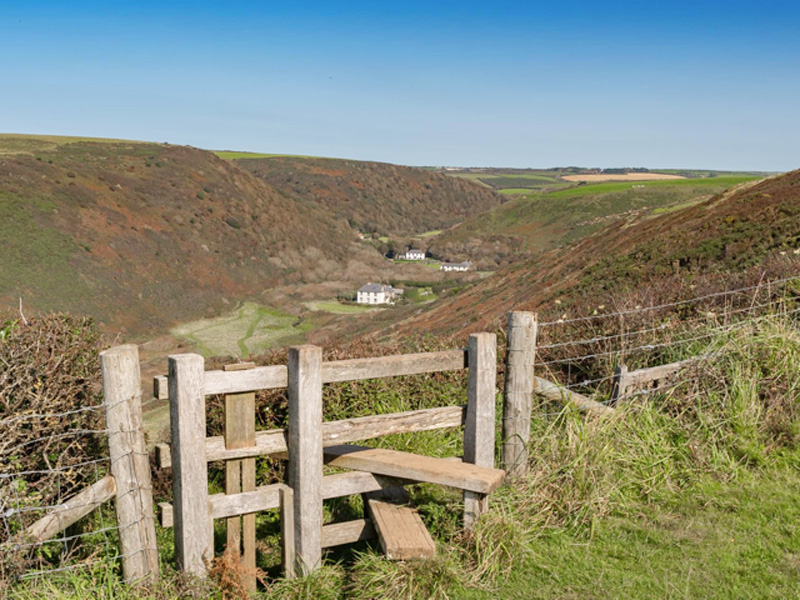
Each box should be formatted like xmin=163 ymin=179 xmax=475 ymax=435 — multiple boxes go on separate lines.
xmin=0 ymin=138 xmax=379 ymax=334
xmin=427 ymin=175 xmax=762 ymax=268
xmin=235 ymin=156 xmax=506 ymax=237
xmin=383 ymin=170 xmax=800 ymax=338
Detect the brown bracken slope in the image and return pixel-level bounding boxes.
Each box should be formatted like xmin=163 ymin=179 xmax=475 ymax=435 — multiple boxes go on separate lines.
xmin=0 ymin=141 xmax=382 ymax=334
xmin=237 ymin=156 xmax=506 ymax=237
xmin=382 ymin=170 xmax=800 ymax=338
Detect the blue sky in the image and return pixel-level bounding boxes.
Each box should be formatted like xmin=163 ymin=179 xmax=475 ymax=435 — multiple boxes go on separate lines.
xmin=1 ymin=1 xmax=798 ymax=170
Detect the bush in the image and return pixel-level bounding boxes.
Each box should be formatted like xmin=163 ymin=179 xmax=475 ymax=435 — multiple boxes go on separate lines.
xmin=0 ymin=314 xmax=105 ymax=530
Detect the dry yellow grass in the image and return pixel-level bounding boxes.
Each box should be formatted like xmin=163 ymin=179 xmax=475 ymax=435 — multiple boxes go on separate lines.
xmin=562 ymin=173 xmax=685 ymax=182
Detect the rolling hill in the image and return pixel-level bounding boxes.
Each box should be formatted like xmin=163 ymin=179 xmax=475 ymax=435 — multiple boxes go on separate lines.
xmin=234 ymin=156 xmax=506 ymax=237
xmin=381 ymin=169 xmax=800 ymax=338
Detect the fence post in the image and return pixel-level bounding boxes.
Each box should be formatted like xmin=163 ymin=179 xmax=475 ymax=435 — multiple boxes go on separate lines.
xmin=169 ymin=353 xmax=211 ymax=577
xmin=287 ymin=345 xmax=323 ymax=576
xmin=611 ymin=364 xmax=629 ymax=404
xmin=463 ymin=332 xmax=497 ymax=530
xmin=223 ymin=362 xmax=257 ymax=592
xmin=100 ymin=344 xmax=159 ymax=584
xmin=501 ymin=311 xmax=538 ymax=477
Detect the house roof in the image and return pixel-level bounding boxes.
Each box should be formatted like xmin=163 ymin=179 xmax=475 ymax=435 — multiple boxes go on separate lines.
xmin=358 ymin=282 xmax=402 ymax=293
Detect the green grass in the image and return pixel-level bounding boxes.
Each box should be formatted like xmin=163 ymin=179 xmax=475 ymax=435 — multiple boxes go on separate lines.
xmin=0 ymin=133 xmax=149 ymax=155
xmin=303 ymin=300 xmax=377 ymax=314
xmin=213 ymin=150 xmax=322 ymax=160
xmin=170 ymin=302 xmax=306 ymax=357
xmin=546 ymin=175 xmax=759 ymax=199
xmin=498 ymin=188 xmax=538 ymax=195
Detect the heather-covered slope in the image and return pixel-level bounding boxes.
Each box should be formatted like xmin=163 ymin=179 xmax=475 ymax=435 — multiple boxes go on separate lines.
xmin=0 ymin=140 xmax=378 ymax=334
xmin=236 ymin=156 xmax=506 ymax=237
xmin=385 ymin=170 xmax=799 ymax=337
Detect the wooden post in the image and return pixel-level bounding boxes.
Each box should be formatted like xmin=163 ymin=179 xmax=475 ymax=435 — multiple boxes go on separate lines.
xmin=287 ymin=345 xmax=323 ymax=576
xmin=223 ymin=362 xmax=257 ymax=591
xmin=501 ymin=312 xmax=537 ymax=478
xmin=463 ymin=332 xmax=497 ymax=530
xmin=100 ymin=344 xmax=160 ymax=584
xmin=169 ymin=353 xmax=211 ymax=577
xmin=280 ymin=485 xmax=296 ymax=579
xmin=611 ymin=364 xmax=629 ymax=404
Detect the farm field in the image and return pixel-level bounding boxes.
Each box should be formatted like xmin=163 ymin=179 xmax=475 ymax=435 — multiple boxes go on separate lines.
xmin=170 ymin=302 xmax=309 ymax=358
xmin=561 ymin=172 xmax=685 ymax=182
xmin=303 ymin=300 xmax=378 ymax=314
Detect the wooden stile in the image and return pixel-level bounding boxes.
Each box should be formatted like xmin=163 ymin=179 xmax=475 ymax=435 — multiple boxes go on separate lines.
xmin=287 ymin=345 xmax=323 ymax=576
xmin=169 ymin=353 xmax=211 ymax=577
xmin=223 ymin=362 xmax=257 ymax=592
xmin=101 ymin=344 xmax=159 ymax=584
xmin=502 ymin=312 xmax=537 ymax=477
xmin=155 ymin=405 xmax=466 ymax=469
xmin=464 ymin=332 xmax=498 ymax=529
xmin=364 ymin=487 xmax=435 ymax=560
xmin=323 ymin=445 xmax=504 ymax=494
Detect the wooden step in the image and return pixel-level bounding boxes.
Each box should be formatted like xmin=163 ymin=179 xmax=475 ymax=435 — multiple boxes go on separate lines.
xmin=323 ymin=444 xmax=505 ymax=494
xmin=363 ymin=487 xmax=435 ymax=560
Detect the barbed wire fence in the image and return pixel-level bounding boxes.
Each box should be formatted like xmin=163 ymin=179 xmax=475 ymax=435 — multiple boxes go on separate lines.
xmin=2 ymin=275 xmax=800 ymax=584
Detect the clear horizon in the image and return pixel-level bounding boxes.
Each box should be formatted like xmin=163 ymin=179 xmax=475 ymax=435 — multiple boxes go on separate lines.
xmin=2 ymin=1 xmax=799 ymax=171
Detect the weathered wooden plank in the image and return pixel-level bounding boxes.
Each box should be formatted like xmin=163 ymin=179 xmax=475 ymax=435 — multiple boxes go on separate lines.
xmin=321 ymin=350 xmax=467 ymax=383
xmin=101 ymin=344 xmax=159 ymax=584
xmin=280 ymin=486 xmax=296 ymax=579
xmin=364 ymin=487 xmax=435 ymax=560
xmin=534 ymin=376 xmax=614 ymax=416
xmin=464 ymin=333 xmax=497 ymax=530
xmin=627 ymin=359 xmax=689 ymax=386
xmin=22 ymin=475 xmax=116 ymax=543
xmin=153 ymin=349 xmax=468 ymax=398
xmin=288 ymin=345 xmax=323 ymax=576
xmin=159 ymin=484 xmax=284 ymax=528
xmin=223 ymin=362 xmax=257 ymax=592
xmin=156 ymin=405 xmax=466 ymax=469
xmin=502 ymin=312 xmax=537 ymax=477
xmin=169 ymin=353 xmax=212 ymax=577
xmin=153 ymin=375 xmax=168 ymax=400
xmin=324 ymin=445 xmax=505 ymax=494
xmin=321 ymin=519 xmax=376 ymax=548
xmin=205 ymin=364 xmax=288 ymax=395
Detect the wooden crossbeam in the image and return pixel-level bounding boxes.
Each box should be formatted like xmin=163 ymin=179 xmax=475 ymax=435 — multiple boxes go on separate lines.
xmin=323 ymin=445 xmax=505 ymax=494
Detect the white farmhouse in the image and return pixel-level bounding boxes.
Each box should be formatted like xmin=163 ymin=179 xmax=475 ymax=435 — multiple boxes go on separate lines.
xmin=356 ymin=283 xmax=404 ymax=305
xmin=397 ymin=249 xmax=425 ymax=260
xmin=441 ymin=260 xmax=474 ymax=272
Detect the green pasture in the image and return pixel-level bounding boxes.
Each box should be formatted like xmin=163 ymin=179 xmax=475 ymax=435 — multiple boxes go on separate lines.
xmin=547 ymin=175 xmax=759 ymax=199
xmin=0 ymin=133 xmax=149 ymax=155
xmin=170 ymin=302 xmax=309 ymax=357
xmin=303 ymin=301 xmax=377 ymax=314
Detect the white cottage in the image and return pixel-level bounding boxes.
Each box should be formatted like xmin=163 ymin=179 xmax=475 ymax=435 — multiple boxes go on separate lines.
xmin=441 ymin=260 xmax=474 ymax=272
xmin=357 ymin=283 xmax=404 ymax=305
xmin=397 ymin=249 xmax=425 ymax=260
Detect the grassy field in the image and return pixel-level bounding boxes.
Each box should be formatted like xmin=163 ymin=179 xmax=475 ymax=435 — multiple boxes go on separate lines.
xmin=0 ymin=133 xmax=149 ymax=155
xmin=303 ymin=300 xmax=378 ymax=314
xmin=213 ymin=151 xmax=325 ymax=160
xmin=546 ymin=175 xmax=759 ymax=199
xmin=170 ymin=302 xmax=309 ymax=357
